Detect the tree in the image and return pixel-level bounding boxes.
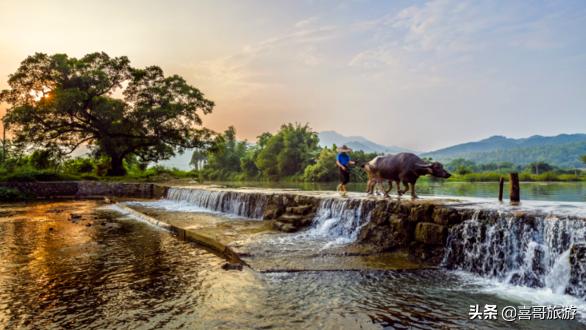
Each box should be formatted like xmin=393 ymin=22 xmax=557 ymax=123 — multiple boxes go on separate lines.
xmin=303 ymin=147 xmax=338 ymax=182
xmin=255 ymin=123 xmax=319 ymax=179
xmin=581 ymin=155 xmax=586 ymax=166
xmin=525 ymin=162 xmax=554 ymax=175
xmin=446 ymin=158 xmax=477 ymax=175
xmin=200 ymin=126 xmax=247 ymax=179
xmin=0 ymin=52 xmax=214 ymax=175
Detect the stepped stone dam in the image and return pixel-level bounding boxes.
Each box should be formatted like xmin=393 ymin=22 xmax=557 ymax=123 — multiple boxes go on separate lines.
xmin=5 ymin=182 xmax=586 ymax=301
xmin=120 ymin=185 xmax=586 ymax=301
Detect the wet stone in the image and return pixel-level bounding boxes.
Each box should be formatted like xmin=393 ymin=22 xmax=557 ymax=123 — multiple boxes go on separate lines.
xmin=567 ymin=243 xmax=586 ymax=299
xmin=221 ymin=262 xmax=243 ymax=271
xmin=415 ymin=223 xmax=447 ymax=245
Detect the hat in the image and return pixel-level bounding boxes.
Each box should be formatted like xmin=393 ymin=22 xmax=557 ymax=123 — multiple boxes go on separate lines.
xmin=337 ymin=145 xmax=352 ymax=152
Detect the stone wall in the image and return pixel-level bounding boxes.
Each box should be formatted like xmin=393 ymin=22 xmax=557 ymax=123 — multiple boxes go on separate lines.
xmin=0 ymin=181 xmax=168 ymax=199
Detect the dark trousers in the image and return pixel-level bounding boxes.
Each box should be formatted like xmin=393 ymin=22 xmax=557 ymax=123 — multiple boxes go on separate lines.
xmin=339 ymin=168 xmax=350 ymax=185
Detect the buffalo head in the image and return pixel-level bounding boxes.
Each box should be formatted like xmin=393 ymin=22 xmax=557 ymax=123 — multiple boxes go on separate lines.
xmin=429 ymin=162 xmax=451 ymax=178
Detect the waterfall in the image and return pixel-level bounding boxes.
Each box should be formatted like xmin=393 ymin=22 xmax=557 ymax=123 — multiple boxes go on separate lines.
xmin=164 ymin=187 xmax=268 ymax=219
xmin=443 ymin=210 xmax=586 ymax=299
xmin=304 ymin=198 xmax=374 ymax=245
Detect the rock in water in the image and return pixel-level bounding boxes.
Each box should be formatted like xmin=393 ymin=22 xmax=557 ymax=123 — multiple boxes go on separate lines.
xmin=221 ymin=263 xmax=243 ymax=271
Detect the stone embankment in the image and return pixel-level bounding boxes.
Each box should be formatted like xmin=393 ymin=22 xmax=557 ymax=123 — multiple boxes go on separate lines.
xmin=0 ymin=181 xmax=168 ymax=199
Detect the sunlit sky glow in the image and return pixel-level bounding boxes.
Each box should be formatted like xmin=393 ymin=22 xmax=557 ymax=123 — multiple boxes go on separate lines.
xmin=1 ymin=0 xmax=585 ymax=151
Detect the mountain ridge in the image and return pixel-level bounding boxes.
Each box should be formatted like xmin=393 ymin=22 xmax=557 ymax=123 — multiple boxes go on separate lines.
xmin=318 ymin=130 xmax=413 ymax=154
xmin=422 ymin=133 xmax=586 ymax=168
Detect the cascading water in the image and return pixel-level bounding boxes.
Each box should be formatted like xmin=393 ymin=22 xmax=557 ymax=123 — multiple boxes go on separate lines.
xmin=164 ymin=188 xmax=268 ymax=219
xmin=302 ymin=198 xmax=374 ymax=246
xmin=126 ymin=187 xmax=267 ymax=219
xmin=443 ymin=210 xmax=586 ymax=299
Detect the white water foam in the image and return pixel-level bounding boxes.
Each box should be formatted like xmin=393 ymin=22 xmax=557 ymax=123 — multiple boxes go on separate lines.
xmin=125 ymin=187 xmax=267 ymax=219
xmin=259 ymin=198 xmax=375 ymax=251
xmin=444 ymin=209 xmax=586 ymax=309
xmin=125 ymin=200 xmax=246 ymax=219
xmin=455 ymin=271 xmax=586 ymax=322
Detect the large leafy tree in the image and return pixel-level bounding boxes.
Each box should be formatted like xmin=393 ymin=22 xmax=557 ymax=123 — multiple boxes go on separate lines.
xmin=0 ymin=52 xmax=214 ymax=175
xmin=255 ymin=123 xmax=319 ymax=179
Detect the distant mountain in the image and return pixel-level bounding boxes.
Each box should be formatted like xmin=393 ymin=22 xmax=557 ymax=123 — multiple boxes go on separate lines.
xmin=318 ymin=131 xmax=412 ymax=154
xmin=422 ymin=134 xmax=586 ymax=168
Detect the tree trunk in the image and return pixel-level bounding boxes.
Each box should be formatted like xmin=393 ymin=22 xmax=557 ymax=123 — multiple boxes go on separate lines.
xmin=107 ymin=155 xmax=126 ymax=176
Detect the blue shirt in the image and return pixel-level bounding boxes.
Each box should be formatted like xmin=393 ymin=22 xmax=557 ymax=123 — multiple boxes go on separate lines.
xmin=337 ymin=152 xmax=350 ymax=166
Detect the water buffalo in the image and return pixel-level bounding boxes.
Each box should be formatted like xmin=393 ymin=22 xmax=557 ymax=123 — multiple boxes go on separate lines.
xmin=362 ymin=153 xmax=451 ymax=199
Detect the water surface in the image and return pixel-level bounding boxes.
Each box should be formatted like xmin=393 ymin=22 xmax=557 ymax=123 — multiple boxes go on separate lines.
xmin=206 ymin=181 xmax=586 ymax=202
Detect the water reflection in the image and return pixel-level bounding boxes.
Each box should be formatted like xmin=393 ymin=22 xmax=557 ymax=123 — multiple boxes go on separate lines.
xmin=212 ymin=181 xmax=586 ymax=202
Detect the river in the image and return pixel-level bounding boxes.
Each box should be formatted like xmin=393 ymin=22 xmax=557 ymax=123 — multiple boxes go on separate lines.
xmin=1 ymin=197 xmax=585 ymax=329
xmin=209 ymin=181 xmax=586 ymax=202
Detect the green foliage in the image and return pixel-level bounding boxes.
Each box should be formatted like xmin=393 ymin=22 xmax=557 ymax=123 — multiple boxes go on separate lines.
xmin=199 ymin=126 xmax=249 ymax=180
xmin=446 ymin=158 xmax=477 ymax=175
xmin=62 ymin=157 xmax=95 ymax=174
xmin=427 ymin=141 xmax=586 ymax=168
xmin=28 ymin=149 xmax=60 ymax=169
xmin=525 ymin=162 xmax=555 ymax=174
xmin=303 ymin=147 xmax=338 ymax=182
xmin=255 ymin=123 xmax=319 ymax=179
xmin=1 ymin=52 xmax=214 ymax=176
xmin=581 ymin=155 xmax=586 ymax=166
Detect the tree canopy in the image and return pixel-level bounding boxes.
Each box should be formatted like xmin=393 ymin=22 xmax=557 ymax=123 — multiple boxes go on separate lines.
xmin=0 ymin=52 xmax=214 ymax=175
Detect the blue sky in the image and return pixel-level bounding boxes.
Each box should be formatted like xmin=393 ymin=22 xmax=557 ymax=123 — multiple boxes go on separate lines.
xmin=1 ymin=0 xmax=585 ymax=151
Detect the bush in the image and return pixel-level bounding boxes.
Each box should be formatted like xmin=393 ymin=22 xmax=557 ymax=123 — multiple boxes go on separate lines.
xmin=63 ymin=157 xmax=95 ymax=174
xmin=0 ymin=167 xmax=77 ymax=182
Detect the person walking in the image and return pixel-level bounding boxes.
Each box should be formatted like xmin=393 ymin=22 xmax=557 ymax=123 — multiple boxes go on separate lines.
xmin=336 ymin=145 xmax=354 ymax=196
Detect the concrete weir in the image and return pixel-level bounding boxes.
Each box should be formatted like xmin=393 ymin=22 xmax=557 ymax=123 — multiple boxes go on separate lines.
xmin=6 ymin=182 xmax=586 ymax=298
xmin=127 ymin=185 xmax=586 ymax=299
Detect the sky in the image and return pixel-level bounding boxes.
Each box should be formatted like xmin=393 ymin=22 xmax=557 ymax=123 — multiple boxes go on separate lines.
xmin=1 ymin=0 xmax=585 ymax=152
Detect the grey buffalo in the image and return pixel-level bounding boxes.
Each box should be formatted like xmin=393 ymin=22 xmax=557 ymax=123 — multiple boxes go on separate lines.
xmin=362 ymin=153 xmax=451 ymax=199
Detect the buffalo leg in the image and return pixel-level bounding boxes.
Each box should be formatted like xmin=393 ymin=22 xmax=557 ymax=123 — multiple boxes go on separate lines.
xmin=397 ymin=181 xmax=409 ymax=196
xmin=410 ymin=182 xmax=418 ymax=199
xmin=384 ymin=180 xmax=392 ymax=197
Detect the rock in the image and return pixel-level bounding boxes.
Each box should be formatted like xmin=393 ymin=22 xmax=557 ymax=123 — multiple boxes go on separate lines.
xmin=409 ymin=204 xmax=435 ymax=223
xmin=221 ymin=262 xmax=243 ymax=271
xmin=567 ymin=243 xmax=586 ymax=299
xmin=69 ymin=213 xmax=82 ymax=221
xmin=415 ymin=223 xmax=447 ymax=245
xmin=286 ymin=205 xmax=313 ymax=215
xmin=389 ymin=215 xmax=412 ymax=247
xmin=278 ymin=214 xmax=306 ymax=224
xmin=273 ymin=222 xmax=298 ymax=233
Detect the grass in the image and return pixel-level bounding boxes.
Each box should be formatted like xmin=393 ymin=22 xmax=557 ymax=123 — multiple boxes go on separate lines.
xmin=446 ymin=171 xmax=584 ymax=182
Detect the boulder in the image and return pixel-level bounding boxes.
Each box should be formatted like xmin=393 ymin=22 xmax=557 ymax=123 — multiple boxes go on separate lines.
xmin=415 ymin=222 xmax=447 ymax=245
xmin=567 ymin=243 xmax=586 ymax=299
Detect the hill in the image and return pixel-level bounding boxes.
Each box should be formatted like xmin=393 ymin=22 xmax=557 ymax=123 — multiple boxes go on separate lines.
xmin=318 ymin=131 xmax=413 ymax=154
xmin=422 ymin=134 xmax=586 ymax=168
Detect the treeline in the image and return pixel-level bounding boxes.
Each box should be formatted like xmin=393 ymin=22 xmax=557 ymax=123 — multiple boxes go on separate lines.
xmin=194 ymin=123 xmax=379 ymax=182
xmin=1 ymin=123 xmax=584 ymax=184
xmin=444 ymin=158 xmax=585 ymax=182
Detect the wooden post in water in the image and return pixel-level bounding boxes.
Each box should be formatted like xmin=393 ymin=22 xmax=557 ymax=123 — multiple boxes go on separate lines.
xmin=509 ymin=172 xmax=520 ymax=203
xmin=498 ymin=177 xmax=504 ymax=202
